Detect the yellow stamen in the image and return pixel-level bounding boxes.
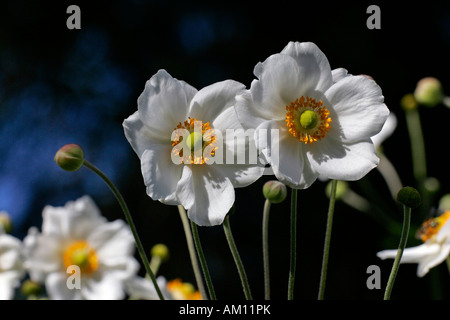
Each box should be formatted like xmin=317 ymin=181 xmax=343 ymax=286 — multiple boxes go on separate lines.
xmin=416 ymin=210 xmax=450 ymax=242
xmin=285 ymin=96 xmax=332 ymax=144
xmin=172 ymin=117 xmax=217 ymax=164
xmin=63 ymin=240 xmax=99 ymax=275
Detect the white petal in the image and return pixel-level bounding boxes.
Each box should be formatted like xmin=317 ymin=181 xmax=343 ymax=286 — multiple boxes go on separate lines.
xmin=125 ymin=276 xmax=171 ymax=300
xmin=188 ymin=80 xmax=245 ymax=122
xmin=377 ymin=243 xmax=439 ymax=262
xmin=140 ymin=145 xmax=183 ymax=205
xmin=46 ymin=272 xmax=81 ymax=300
xmin=89 ymin=220 xmax=135 ymax=260
xmin=176 ymin=165 xmax=235 ymax=226
xmin=214 ymin=164 xmax=264 ymax=188
xmin=306 ymin=138 xmax=379 ymax=181
xmin=256 ymin=120 xmax=318 ymax=189
xmin=331 ymin=68 xmax=350 ymax=83
xmin=280 ymin=41 xmax=333 ymax=92
xmin=416 ymin=243 xmax=450 ymax=277
xmin=325 ymin=75 xmax=390 ymax=143
xmin=82 ymin=274 xmax=125 ymax=300
xmin=138 ymin=69 xmax=197 ymax=136
xmin=123 ymin=111 xmax=166 ymax=157
xmin=234 ymin=90 xmax=268 ymax=130
xmin=251 ymin=54 xmax=303 ymax=120
xmin=42 ymin=196 xmax=105 ymax=239
xmin=371 ymin=113 xmax=397 ymax=148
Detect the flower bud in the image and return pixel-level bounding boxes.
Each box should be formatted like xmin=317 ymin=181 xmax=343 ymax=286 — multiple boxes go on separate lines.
xmin=414 ymin=77 xmax=444 ymax=107
xmin=400 ymin=93 xmax=418 ymax=111
xmin=397 ymin=186 xmax=422 ymax=209
xmin=0 ymin=211 xmax=13 ymax=234
xmin=54 ymin=144 xmax=84 ymax=171
xmin=438 ymin=194 xmax=450 ymax=212
xmin=325 ymin=180 xmax=348 ymax=200
xmin=21 ymin=279 xmax=43 ymax=297
xmin=263 ymin=180 xmax=287 ymax=204
xmin=151 ymin=243 xmax=170 ymax=262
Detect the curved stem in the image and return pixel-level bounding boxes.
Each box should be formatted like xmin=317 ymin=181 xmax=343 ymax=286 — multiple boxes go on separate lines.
xmin=287 ymin=188 xmax=298 ymax=300
xmin=318 ymin=179 xmax=338 ymax=300
xmin=223 ymin=215 xmax=253 ymax=300
xmin=190 ymin=221 xmax=217 ymax=300
xmin=405 ymin=108 xmax=427 ymax=183
xmin=262 ymin=199 xmax=271 ymax=300
xmin=83 ymin=160 xmax=165 ymax=300
xmin=177 ymin=205 xmax=207 ymax=300
xmin=384 ymin=205 xmax=411 ymax=300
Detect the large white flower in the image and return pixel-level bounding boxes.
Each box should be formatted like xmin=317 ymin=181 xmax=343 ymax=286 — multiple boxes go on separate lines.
xmin=123 ymin=69 xmax=264 ymax=226
xmin=23 ymin=196 xmax=139 ymax=300
xmin=377 ymin=211 xmax=450 ymax=277
xmin=0 ymin=226 xmax=25 ymax=300
xmin=235 ymin=41 xmax=390 ymax=189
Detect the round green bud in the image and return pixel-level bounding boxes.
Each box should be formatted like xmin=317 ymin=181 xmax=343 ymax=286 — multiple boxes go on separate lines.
xmin=0 ymin=211 xmax=13 ymax=234
xmin=397 ymin=186 xmax=422 ymax=209
xmin=438 ymin=194 xmax=450 ymax=212
xmin=400 ymin=93 xmax=418 ymax=111
xmin=151 ymin=243 xmax=170 ymax=262
xmin=54 ymin=144 xmax=84 ymax=171
xmin=186 ymin=132 xmax=203 ymax=151
xmin=263 ymin=180 xmax=287 ymax=204
xmin=299 ymin=110 xmax=318 ymax=130
xmin=325 ymin=180 xmax=348 ymax=200
xmin=21 ymin=280 xmax=43 ymax=297
xmin=414 ymin=77 xmax=444 ymax=107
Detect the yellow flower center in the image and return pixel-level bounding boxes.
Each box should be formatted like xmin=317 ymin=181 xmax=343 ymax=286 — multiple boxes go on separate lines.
xmin=167 ymin=278 xmax=202 ymax=300
xmin=172 ymin=117 xmax=217 ymax=165
xmin=285 ymin=96 xmax=332 ymax=144
xmin=416 ymin=210 xmax=450 ymax=242
xmin=63 ymin=240 xmax=99 ymax=275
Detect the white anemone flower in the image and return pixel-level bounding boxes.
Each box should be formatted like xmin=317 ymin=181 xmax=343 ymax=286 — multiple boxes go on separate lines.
xmin=377 ymin=211 xmax=450 ymax=277
xmin=235 ymin=41 xmax=390 ymax=189
xmin=23 ymin=196 xmax=139 ymax=300
xmin=123 ymin=69 xmax=264 ymax=226
xmin=0 ymin=227 xmax=25 ymax=300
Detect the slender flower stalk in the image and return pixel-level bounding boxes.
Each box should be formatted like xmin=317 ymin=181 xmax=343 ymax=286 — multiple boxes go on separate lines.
xmin=404 ymin=108 xmax=427 ymax=183
xmin=383 ymin=205 xmax=411 ymax=300
xmin=262 ymin=199 xmax=271 ymax=300
xmin=190 ymin=220 xmax=217 ymax=300
xmin=318 ymin=179 xmax=338 ymax=300
xmin=288 ymin=188 xmax=298 ymax=300
xmin=82 ymin=159 xmax=165 ymax=300
xmin=177 ymin=205 xmax=207 ymax=299
xmin=223 ymin=215 xmax=253 ymax=300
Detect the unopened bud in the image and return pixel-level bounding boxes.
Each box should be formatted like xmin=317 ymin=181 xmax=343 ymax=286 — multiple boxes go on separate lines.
xmin=414 ymin=77 xmax=444 ymax=107
xmin=438 ymin=194 xmax=450 ymax=212
xmin=0 ymin=211 xmax=13 ymax=234
xmin=397 ymin=186 xmax=422 ymax=209
xmin=54 ymin=144 xmax=84 ymax=171
xmin=263 ymin=180 xmax=287 ymax=204
xmin=21 ymin=279 xmax=43 ymax=297
xmin=151 ymin=243 xmax=170 ymax=262
xmin=400 ymin=93 xmax=418 ymax=111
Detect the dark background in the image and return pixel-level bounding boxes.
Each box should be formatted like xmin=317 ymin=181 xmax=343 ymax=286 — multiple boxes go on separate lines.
xmin=0 ymin=0 xmax=449 ymax=299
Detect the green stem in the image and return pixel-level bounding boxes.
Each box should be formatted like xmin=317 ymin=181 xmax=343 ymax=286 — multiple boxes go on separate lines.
xmin=262 ymin=199 xmax=271 ymax=300
xmin=190 ymin=220 xmax=217 ymax=300
xmin=177 ymin=205 xmax=207 ymax=300
xmin=288 ymin=188 xmax=297 ymax=300
xmin=82 ymin=160 xmax=165 ymax=300
xmin=384 ymin=205 xmax=411 ymax=300
xmin=318 ymin=179 xmax=338 ymax=300
xmin=446 ymin=256 xmax=450 ymax=276
xmin=405 ymin=108 xmax=427 ymax=183
xmin=223 ymin=215 xmax=253 ymax=300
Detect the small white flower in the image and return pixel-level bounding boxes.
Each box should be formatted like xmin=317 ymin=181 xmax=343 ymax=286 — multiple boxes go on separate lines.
xmin=0 ymin=227 xmax=25 ymax=300
xmin=123 ymin=70 xmax=264 ymax=226
xmin=235 ymin=42 xmax=390 ymax=189
xmin=377 ymin=211 xmax=450 ymax=277
xmin=23 ymin=196 xmax=139 ymax=299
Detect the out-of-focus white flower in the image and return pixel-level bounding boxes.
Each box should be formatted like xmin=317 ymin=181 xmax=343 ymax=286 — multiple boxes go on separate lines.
xmin=23 ymin=196 xmax=139 ymax=299
xmin=377 ymin=210 xmax=450 ymax=277
xmin=235 ymin=41 xmax=389 ymax=189
xmin=0 ymin=226 xmax=25 ymax=300
xmin=126 ymin=275 xmax=201 ymax=300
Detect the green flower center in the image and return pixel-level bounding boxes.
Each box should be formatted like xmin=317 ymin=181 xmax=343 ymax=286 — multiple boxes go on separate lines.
xmin=186 ymin=131 xmax=203 ymax=151
xmin=299 ymin=110 xmax=319 ymax=130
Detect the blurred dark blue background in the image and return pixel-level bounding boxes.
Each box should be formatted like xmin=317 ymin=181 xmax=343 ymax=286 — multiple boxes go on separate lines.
xmin=1 ymin=0 xmax=449 ymax=299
